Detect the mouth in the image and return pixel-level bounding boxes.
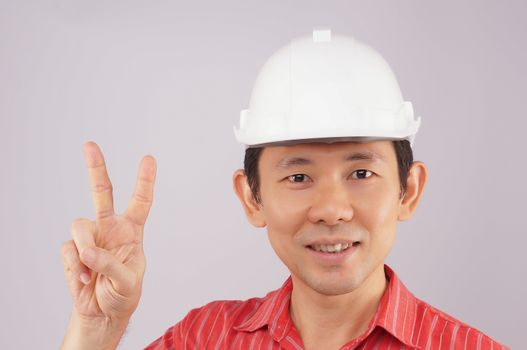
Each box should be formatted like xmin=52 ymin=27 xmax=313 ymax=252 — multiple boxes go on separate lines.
xmin=306 ymin=241 xmax=361 ymax=254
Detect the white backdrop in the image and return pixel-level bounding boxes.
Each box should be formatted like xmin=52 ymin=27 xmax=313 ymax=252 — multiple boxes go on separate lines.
xmin=0 ymin=0 xmax=524 ymax=348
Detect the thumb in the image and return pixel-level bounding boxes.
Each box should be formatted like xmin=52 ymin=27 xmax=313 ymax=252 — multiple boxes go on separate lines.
xmin=80 ymin=247 xmax=136 ymax=295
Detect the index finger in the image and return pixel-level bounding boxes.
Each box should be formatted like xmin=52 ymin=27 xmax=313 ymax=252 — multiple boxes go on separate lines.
xmin=124 ymin=155 xmax=157 ymax=227
xmin=83 ymin=141 xmax=115 ymax=221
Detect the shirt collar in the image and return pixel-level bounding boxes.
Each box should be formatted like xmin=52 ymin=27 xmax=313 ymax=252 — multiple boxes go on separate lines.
xmin=233 ymin=276 xmax=293 ymax=340
xmin=233 ymin=265 xmax=418 ymax=348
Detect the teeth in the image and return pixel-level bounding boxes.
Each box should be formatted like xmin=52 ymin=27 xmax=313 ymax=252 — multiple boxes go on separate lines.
xmin=312 ymin=243 xmax=351 ymax=253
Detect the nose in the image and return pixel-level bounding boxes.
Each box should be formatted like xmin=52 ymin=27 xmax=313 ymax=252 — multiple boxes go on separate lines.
xmin=307 ymin=180 xmax=354 ymax=226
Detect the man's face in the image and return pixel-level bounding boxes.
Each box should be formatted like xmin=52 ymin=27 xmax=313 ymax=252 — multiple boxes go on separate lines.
xmin=256 ymin=141 xmax=403 ymax=296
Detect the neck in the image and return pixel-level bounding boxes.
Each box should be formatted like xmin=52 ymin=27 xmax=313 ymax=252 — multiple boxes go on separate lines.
xmin=289 ymin=264 xmax=388 ymax=349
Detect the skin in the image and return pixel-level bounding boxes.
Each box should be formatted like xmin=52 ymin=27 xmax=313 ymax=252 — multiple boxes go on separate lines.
xmin=60 ymin=141 xmax=157 ymax=350
xmin=233 ymin=140 xmax=427 ymax=350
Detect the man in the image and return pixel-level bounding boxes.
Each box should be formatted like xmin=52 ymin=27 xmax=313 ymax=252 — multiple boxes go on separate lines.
xmin=60 ymin=29 xmax=509 ymax=349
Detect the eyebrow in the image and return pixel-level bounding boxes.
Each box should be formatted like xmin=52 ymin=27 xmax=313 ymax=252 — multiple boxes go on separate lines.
xmin=275 ymin=151 xmax=386 ymax=169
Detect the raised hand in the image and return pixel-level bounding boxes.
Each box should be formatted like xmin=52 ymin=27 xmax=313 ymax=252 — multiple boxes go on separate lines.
xmin=60 ymin=141 xmax=157 ymax=349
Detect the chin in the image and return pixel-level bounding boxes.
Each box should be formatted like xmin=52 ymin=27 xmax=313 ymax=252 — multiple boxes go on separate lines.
xmin=302 ymin=270 xmax=365 ymax=296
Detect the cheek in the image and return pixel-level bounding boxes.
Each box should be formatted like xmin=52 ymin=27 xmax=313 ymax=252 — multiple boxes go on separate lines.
xmin=263 ymin=188 xmax=308 ymax=235
xmin=360 ymin=191 xmax=398 ymax=225
xmin=260 ymin=183 xmax=311 ymax=256
xmin=354 ymin=183 xmax=400 ymax=248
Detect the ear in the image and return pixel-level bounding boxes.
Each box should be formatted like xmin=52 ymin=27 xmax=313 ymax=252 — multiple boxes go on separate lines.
xmin=232 ymin=169 xmax=266 ymax=227
xmin=398 ymin=161 xmax=428 ymax=221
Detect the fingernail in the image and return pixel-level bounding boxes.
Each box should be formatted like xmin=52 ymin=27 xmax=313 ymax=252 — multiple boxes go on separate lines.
xmin=80 ymin=272 xmax=91 ymax=285
xmin=82 ymin=248 xmax=96 ymax=264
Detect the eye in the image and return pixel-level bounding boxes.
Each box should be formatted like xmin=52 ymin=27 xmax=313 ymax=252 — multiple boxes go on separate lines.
xmin=351 ymin=169 xmax=373 ymax=179
xmin=287 ymin=174 xmax=310 ymax=183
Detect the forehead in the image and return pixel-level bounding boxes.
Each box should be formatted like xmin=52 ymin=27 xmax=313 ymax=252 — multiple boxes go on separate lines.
xmin=259 ymin=140 xmax=397 ymax=169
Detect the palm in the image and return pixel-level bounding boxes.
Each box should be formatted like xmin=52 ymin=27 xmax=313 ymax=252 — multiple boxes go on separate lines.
xmin=64 ymin=142 xmax=156 ymax=322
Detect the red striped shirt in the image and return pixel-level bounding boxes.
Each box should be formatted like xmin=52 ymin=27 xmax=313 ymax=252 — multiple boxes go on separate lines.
xmin=145 ymin=265 xmax=509 ymax=349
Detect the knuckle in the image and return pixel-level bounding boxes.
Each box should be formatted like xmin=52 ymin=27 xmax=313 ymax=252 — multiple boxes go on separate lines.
xmin=92 ymin=183 xmax=113 ymax=193
xmin=96 ymin=208 xmax=114 ymax=220
xmin=138 ymin=175 xmax=154 ymax=184
xmin=133 ymin=192 xmax=152 ymax=204
xmin=60 ymin=241 xmax=81 ymax=272
xmin=60 ymin=240 xmax=74 ymax=257
xmin=70 ymin=218 xmax=90 ymax=231
xmin=70 ymin=218 xmax=94 ymax=239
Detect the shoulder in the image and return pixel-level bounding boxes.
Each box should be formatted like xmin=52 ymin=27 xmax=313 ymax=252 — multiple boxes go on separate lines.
xmin=144 ymin=297 xmax=265 ymax=349
xmin=178 ymin=297 xmax=265 ymax=334
xmin=411 ymin=297 xmax=510 ymax=349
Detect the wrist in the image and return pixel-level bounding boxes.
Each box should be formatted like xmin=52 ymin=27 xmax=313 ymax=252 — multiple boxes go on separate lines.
xmin=61 ymin=311 xmax=129 ymax=350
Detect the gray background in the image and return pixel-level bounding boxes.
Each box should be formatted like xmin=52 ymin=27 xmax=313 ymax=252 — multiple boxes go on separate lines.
xmin=0 ymin=0 xmax=525 ymax=348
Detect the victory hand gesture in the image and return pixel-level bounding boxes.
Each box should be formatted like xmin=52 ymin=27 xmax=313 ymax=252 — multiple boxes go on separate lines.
xmin=60 ymin=141 xmax=157 ymax=349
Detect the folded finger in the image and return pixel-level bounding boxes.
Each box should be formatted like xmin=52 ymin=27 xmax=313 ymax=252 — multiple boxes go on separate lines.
xmin=80 ymin=246 xmax=136 ymax=295
xmin=71 ymin=218 xmax=97 ymax=268
xmin=61 ymin=240 xmax=91 ymax=289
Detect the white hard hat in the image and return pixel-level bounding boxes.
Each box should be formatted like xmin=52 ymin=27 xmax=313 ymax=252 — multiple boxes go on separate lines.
xmin=234 ymin=28 xmax=421 ymax=147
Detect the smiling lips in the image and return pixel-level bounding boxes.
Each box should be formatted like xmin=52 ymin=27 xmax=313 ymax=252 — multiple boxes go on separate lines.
xmin=307 ymin=241 xmax=360 ymax=253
